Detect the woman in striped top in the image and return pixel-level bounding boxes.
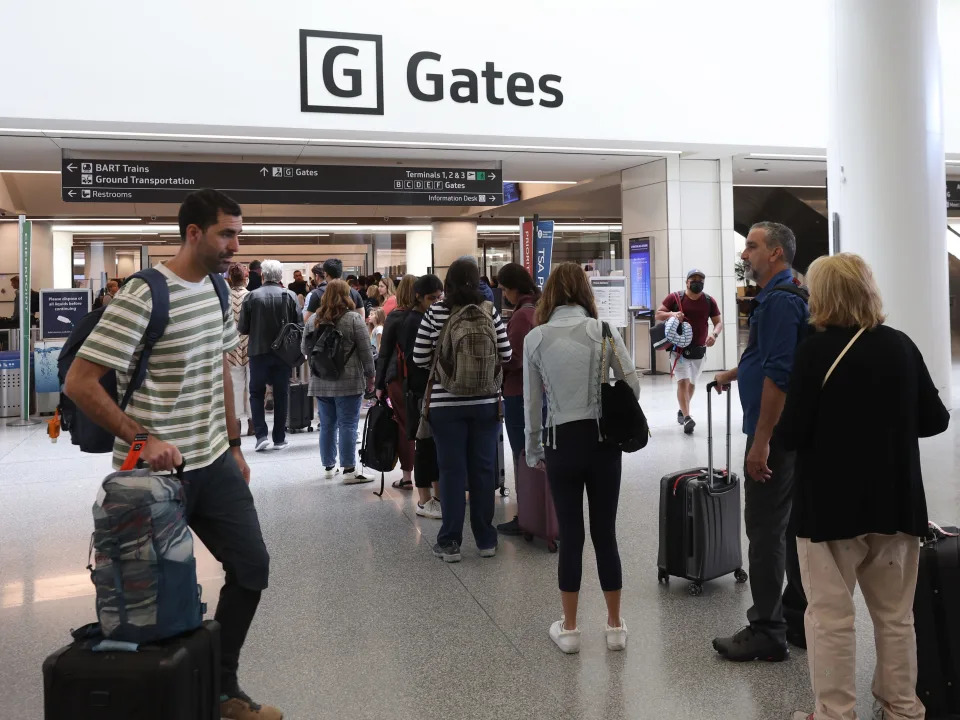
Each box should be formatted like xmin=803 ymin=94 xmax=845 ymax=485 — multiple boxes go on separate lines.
xmin=227 ymin=263 xmax=252 ymax=436
xmin=414 ymin=258 xmax=512 ymax=563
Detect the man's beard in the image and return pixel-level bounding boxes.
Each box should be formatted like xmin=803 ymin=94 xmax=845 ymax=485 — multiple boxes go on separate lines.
xmin=743 ymin=263 xmax=756 ymax=282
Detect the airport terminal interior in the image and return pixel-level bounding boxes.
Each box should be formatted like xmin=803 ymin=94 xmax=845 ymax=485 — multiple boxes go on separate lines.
xmin=2 ymin=1 xmax=960 ymax=718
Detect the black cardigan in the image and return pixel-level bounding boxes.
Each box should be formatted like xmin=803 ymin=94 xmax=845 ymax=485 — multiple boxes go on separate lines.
xmin=779 ymin=324 xmax=950 ymax=542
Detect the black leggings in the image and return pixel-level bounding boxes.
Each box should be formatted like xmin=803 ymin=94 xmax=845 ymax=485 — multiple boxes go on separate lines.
xmin=544 ymin=420 xmax=623 ymax=593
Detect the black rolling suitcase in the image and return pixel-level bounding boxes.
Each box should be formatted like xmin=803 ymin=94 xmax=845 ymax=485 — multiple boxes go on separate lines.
xmin=915 ymin=523 xmax=960 ymax=720
xmin=288 ymin=382 xmax=313 ymax=432
xmin=43 ymin=620 xmax=221 ymax=720
xmin=657 ymin=381 xmax=747 ymax=595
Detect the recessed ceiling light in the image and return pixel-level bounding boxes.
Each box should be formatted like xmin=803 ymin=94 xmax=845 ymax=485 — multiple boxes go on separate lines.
xmin=0 ymin=169 xmax=61 ymax=174
xmin=748 ymin=153 xmax=827 ymax=160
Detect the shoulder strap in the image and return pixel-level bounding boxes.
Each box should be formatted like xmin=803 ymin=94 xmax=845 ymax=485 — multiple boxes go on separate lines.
xmin=208 ymin=273 xmax=230 ymax=316
xmin=770 ymin=283 xmax=809 ymax=301
xmin=119 ymin=268 xmax=170 ymax=410
xmin=822 ymin=327 xmax=866 ymax=387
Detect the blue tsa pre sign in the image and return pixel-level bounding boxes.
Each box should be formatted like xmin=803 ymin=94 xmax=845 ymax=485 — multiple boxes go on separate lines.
xmin=40 ymin=288 xmax=92 ymax=340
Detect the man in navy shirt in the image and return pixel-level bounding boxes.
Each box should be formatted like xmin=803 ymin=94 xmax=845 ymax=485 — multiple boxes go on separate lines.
xmin=711 ymin=221 xmax=809 ymax=662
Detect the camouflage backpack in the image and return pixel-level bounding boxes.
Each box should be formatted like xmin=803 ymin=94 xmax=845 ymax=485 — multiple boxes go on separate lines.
xmin=435 ymin=301 xmax=502 ymax=396
xmin=88 ymin=438 xmax=203 ymax=643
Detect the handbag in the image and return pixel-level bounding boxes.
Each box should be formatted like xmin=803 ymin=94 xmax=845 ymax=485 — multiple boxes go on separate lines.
xmin=598 ymin=321 xmax=649 ymax=452
xmin=271 ymin=322 xmax=305 ymax=368
xmin=822 ymin=327 xmax=866 ymax=387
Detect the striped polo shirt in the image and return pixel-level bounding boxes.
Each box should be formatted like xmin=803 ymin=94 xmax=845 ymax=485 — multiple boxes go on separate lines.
xmin=76 ymin=264 xmax=240 ymax=471
xmin=413 ymin=302 xmax=511 ymax=407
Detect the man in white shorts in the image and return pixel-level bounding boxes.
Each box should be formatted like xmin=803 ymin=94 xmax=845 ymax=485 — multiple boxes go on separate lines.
xmin=655 ymin=269 xmax=722 ymax=434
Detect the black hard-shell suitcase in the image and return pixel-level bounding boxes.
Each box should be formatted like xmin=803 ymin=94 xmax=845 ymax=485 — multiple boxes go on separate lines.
xmin=288 ymin=381 xmax=313 ymax=432
xmin=43 ymin=620 xmax=221 ymax=720
xmin=657 ymin=381 xmax=747 ymax=595
xmin=915 ymin=524 xmax=960 ymax=720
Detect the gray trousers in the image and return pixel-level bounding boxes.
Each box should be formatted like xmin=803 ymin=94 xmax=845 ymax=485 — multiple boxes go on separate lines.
xmin=744 ymin=434 xmax=807 ymax=644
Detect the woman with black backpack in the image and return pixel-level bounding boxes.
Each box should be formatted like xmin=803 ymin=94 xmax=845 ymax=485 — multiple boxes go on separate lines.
xmin=413 ymin=259 xmax=512 ymax=563
xmin=302 ymin=279 xmax=376 ymax=484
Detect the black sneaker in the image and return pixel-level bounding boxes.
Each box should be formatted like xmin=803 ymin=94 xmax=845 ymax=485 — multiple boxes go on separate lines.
xmin=677 ymin=410 xmax=685 ymax=425
xmin=684 ymin=416 xmax=696 ymax=434
xmin=497 ymin=516 xmax=523 ymax=536
xmin=433 ymin=541 xmax=461 ymax=563
xmin=712 ymin=626 xmax=789 ymax=662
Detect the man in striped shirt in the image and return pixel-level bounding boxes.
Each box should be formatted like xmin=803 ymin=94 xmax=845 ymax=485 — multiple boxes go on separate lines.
xmin=413 ymin=258 xmax=512 ymax=563
xmin=64 ymin=189 xmax=282 ymax=720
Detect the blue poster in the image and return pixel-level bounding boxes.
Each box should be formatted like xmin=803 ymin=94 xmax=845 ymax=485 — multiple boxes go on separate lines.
xmin=40 ymin=288 xmax=91 ymax=340
xmin=34 ymin=342 xmax=63 ymax=393
xmin=534 ymin=220 xmax=555 ymax=289
xmin=629 ymin=238 xmax=651 ymax=310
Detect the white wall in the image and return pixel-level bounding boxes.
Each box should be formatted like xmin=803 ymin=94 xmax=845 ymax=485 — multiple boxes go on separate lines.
xmin=1 ymin=0 xmax=958 ymax=153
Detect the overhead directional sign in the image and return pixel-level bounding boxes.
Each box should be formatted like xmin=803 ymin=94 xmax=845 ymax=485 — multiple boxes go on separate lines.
xmin=61 ymin=158 xmax=503 ymax=206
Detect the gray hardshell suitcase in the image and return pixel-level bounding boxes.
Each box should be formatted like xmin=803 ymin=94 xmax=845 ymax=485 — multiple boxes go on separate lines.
xmin=657 ymin=381 xmax=748 ymax=595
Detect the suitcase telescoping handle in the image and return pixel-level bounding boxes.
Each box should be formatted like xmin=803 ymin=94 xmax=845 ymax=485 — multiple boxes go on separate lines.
xmin=705 ymin=381 xmax=732 ymax=486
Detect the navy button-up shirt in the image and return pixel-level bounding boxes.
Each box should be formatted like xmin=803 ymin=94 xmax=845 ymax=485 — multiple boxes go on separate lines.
xmin=737 ymin=268 xmax=809 ymax=436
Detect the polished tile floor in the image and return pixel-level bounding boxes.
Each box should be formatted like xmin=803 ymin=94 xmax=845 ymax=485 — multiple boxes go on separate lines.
xmin=1 ymin=371 xmax=957 ymax=720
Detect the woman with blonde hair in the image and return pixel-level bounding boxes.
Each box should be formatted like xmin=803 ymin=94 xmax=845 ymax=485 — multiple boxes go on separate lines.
xmin=780 ymin=253 xmax=949 ymax=720
xmin=302 ymin=279 xmax=376 ymax=484
xmin=379 ymin=276 xmax=398 ymax=315
xmin=523 ymin=262 xmax=639 ymax=655
xmin=226 ymin=263 xmax=253 ymax=436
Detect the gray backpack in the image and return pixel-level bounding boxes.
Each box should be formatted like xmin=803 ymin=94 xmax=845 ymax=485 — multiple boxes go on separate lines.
xmin=435 ymin=301 xmax=502 ymax=396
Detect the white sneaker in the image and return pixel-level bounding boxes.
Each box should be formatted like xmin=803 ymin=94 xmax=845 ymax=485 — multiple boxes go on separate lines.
xmin=549 ymin=618 xmax=581 ymax=654
xmin=416 ymin=498 xmax=443 ymax=519
xmin=323 ymin=466 xmax=339 ymax=479
xmin=273 ymin=441 xmax=290 ymax=451
xmin=605 ymin=618 xmax=628 ymax=650
xmin=342 ymin=468 xmax=373 ymax=485
xmin=255 ymin=438 xmax=271 ymax=452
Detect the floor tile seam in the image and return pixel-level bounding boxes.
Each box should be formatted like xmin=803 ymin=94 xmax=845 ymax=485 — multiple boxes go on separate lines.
xmin=0 ymin=427 xmax=45 ymax=462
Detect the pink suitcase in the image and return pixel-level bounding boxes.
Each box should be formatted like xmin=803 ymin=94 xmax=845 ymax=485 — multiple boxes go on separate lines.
xmin=516 ymin=451 xmax=560 ymax=552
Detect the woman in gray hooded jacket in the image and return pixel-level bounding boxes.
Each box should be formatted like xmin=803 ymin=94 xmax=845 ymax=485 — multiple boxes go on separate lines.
xmin=523 ymin=263 xmax=640 ymax=655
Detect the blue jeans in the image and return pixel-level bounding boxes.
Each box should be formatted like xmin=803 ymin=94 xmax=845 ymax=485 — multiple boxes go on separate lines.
xmin=429 ymin=403 xmax=499 ymax=550
xmin=317 ymin=395 xmax=362 ymax=469
xmin=502 ymin=394 xmax=525 ymax=459
xmin=249 ymin=353 xmax=290 ymax=444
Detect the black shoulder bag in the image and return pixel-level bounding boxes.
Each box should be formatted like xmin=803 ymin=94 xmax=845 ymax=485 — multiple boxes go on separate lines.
xmin=598 ymin=322 xmax=649 ymax=452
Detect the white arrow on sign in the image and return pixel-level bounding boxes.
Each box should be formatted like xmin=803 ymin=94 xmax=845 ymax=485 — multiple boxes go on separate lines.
xmin=66 ymin=163 xmax=77 ymax=172
xmin=67 ymin=190 xmax=76 ymax=197
xmin=260 ymin=167 xmax=269 ymax=176
xmin=489 ymin=172 xmax=497 ymax=180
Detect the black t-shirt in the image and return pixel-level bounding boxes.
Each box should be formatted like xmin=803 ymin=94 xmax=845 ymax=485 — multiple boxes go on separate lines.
xmin=307 ymin=282 xmax=368 ymax=317
xmin=288 ymin=280 xmax=308 ymax=297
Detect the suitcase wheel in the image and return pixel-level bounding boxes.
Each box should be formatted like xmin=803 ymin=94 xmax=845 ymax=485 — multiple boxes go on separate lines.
xmin=734 ymin=568 xmax=748 ymax=584
xmin=499 ymin=487 xmax=509 ymax=497
xmin=524 ymin=533 xmax=533 ymax=542
xmin=658 ymin=569 xmax=669 ymax=584
xmin=688 ymin=583 xmax=703 ymax=597
xmin=547 ymin=541 xmax=558 ymax=553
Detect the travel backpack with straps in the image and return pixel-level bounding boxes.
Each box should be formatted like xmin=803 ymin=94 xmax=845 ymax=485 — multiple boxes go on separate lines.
xmin=359 ymin=398 xmax=399 ymax=497
xmin=309 ymin=321 xmax=356 ymax=380
xmin=57 ymin=269 xmax=230 ymax=454
xmin=89 ymin=434 xmax=204 ymax=644
xmin=435 ymin=301 xmax=502 ymax=396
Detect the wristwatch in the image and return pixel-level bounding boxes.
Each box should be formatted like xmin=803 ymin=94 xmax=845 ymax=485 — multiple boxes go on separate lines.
xmin=228 ymin=438 xmax=242 ymax=449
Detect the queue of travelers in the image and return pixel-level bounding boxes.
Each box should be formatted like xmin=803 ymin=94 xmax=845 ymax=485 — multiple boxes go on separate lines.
xmin=63 ymin=187 xmax=950 ymax=720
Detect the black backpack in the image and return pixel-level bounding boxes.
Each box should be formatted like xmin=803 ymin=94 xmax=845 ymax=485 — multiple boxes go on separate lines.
xmin=57 ymin=269 xmax=229 ymax=453
xmin=359 ymin=398 xmax=399 ymax=497
xmin=309 ymin=322 xmax=355 ymax=380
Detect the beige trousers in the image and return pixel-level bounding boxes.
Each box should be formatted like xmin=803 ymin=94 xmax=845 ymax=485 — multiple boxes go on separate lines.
xmin=797 ymin=533 xmax=923 ymax=720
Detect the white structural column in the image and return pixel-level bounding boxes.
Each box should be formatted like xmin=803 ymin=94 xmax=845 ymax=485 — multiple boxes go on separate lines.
xmin=430 ymin=220 xmax=477 ymax=283
xmin=828 ymin=0 xmax=950 ymax=394
xmin=405 ymin=230 xmax=432 ymax=276
xmin=621 ymin=157 xmax=737 ymax=372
